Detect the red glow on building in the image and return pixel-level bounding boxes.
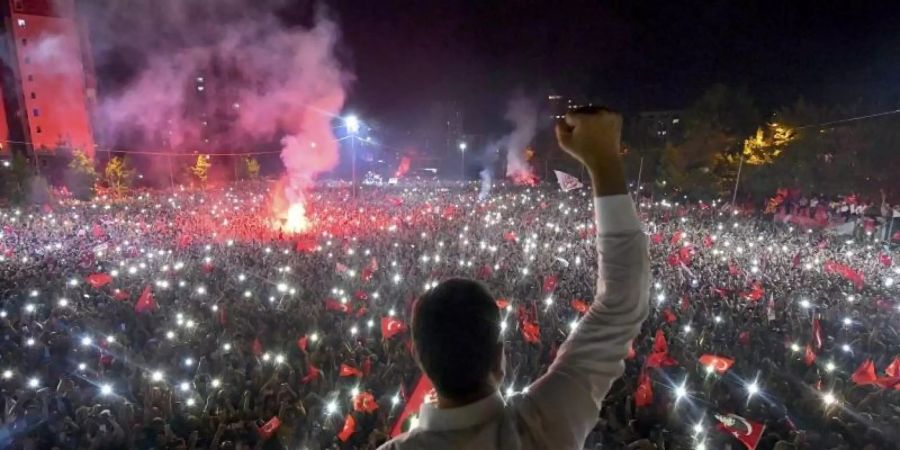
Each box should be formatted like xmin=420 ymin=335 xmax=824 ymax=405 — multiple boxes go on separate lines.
xmin=1 ymin=0 xmax=94 ymax=157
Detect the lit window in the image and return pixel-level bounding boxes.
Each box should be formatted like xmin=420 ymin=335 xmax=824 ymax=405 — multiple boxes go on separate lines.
xmin=17 ymin=19 xmax=25 ymax=27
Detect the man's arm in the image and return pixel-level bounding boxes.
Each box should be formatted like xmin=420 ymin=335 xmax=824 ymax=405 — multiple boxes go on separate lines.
xmin=521 ymin=110 xmax=649 ymax=448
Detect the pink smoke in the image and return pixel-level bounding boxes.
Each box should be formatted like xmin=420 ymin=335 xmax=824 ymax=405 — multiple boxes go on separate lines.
xmin=89 ymin=0 xmax=350 ymax=199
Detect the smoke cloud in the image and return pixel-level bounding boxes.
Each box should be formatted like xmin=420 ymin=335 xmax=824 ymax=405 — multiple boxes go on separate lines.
xmin=503 ymin=95 xmax=538 ymax=181
xmin=83 ymin=0 xmax=350 ymax=200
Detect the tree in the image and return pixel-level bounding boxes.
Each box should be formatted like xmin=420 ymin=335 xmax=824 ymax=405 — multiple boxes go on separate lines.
xmin=244 ymin=157 xmax=260 ymax=180
xmin=1 ymin=153 xmax=32 ymax=204
xmin=661 ymin=84 xmax=760 ymax=197
xmin=64 ymin=149 xmax=97 ymax=200
xmin=190 ymin=154 xmax=212 ymax=186
xmin=105 ymin=156 xmax=136 ymax=198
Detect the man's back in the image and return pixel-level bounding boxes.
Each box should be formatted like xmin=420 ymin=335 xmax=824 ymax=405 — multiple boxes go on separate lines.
xmin=381 ymin=192 xmax=649 ymax=450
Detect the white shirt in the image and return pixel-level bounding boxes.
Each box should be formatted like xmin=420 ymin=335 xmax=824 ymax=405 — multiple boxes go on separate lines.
xmin=380 ymin=195 xmax=649 ymax=450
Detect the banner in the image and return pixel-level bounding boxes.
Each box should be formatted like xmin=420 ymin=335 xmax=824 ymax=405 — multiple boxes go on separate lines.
xmin=553 ymin=170 xmax=583 ymax=192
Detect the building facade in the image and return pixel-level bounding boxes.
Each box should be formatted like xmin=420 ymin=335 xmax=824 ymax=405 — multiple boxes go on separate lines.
xmin=0 ymin=0 xmax=94 ymax=158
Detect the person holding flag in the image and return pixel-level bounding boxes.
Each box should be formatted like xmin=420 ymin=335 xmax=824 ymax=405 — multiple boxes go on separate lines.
xmin=380 ymin=108 xmax=649 ymax=449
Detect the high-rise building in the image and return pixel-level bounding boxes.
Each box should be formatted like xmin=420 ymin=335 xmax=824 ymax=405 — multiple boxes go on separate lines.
xmin=0 ymin=0 xmax=95 ymax=158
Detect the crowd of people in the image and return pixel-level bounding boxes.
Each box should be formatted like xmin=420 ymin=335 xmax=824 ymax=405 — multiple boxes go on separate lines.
xmin=0 ymin=181 xmax=898 ymax=449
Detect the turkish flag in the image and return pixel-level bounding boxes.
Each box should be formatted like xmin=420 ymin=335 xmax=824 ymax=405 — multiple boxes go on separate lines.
xmin=477 ymin=264 xmax=493 ymax=280
xmin=391 ymin=375 xmax=434 ymax=437
xmin=646 ymin=330 xmax=678 ymax=368
xmin=811 ymin=317 xmax=823 ymax=350
xmin=381 ymin=317 xmax=407 ymax=340
xmin=652 ymin=329 xmax=668 ymax=354
xmin=851 ymin=359 xmax=878 ymax=385
xmin=352 ymin=391 xmax=379 ymax=413
xmin=570 ymin=299 xmax=589 ymax=314
xmin=662 ymin=308 xmax=676 ymax=324
xmin=742 ymin=283 xmax=764 ymax=301
xmin=92 ymin=224 xmax=105 ymax=239
xmin=495 ymin=298 xmax=510 ymax=309
xmin=257 ymin=416 xmax=281 ymax=440
xmin=699 ymin=354 xmax=735 ymax=374
xmin=728 ymin=262 xmax=741 ymax=276
xmin=703 ymin=235 xmax=714 ymax=248
xmin=335 ymin=262 xmax=349 ymax=273
xmin=251 ymin=337 xmax=263 ymax=356
xmin=885 ymin=357 xmax=900 ymax=378
xmin=634 ymin=371 xmax=653 ymax=407
xmin=879 ymin=253 xmax=892 ymax=267
xmin=804 ymin=345 xmax=816 ymax=366
xmin=823 ymin=260 xmax=865 ymax=289
xmin=297 ymin=336 xmax=309 ymax=352
xmin=651 ymin=233 xmax=663 ymax=245
xmin=85 ymin=273 xmax=112 ymax=288
xmin=670 ymin=230 xmax=684 ymax=245
xmin=113 ymin=290 xmax=129 ymax=301
xmin=324 ymin=299 xmax=351 ymax=314
xmin=337 ymin=414 xmax=356 ymax=442
xmin=339 ymin=363 xmax=363 ymax=377
xmin=503 ymin=231 xmax=518 ymax=242
xmin=300 ymin=364 xmax=320 ymax=384
xmin=715 ymin=413 xmax=766 ymax=450
xmin=542 ymin=274 xmax=558 ymax=293
xmin=134 ymin=286 xmax=157 ymax=314
xmin=521 ymin=321 xmax=541 ymax=344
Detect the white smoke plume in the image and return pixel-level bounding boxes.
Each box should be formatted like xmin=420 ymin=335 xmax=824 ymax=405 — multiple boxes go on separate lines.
xmin=503 ymin=95 xmax=538 ymax=182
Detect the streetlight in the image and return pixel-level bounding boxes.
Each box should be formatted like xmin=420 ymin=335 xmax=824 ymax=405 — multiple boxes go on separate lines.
xmin=458 ymin=142 xmax=467 ymax=180
xmin=345 ymin=115 xmax=360 ymax=195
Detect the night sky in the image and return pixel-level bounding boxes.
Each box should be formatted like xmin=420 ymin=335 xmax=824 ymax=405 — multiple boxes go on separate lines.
xmin=330 ymin=0 xmax=900 ymax=131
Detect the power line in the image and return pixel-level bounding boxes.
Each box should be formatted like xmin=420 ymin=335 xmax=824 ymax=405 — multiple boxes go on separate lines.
xmin=794 ymin=108 xmax=900 ymax=131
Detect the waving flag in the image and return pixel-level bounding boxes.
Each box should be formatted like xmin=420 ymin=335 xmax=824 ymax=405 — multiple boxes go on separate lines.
xmin=299 ymin=364 xmax=320 ymax=384
xmin=339 ymin=363 xmax=363 ymax=377
xmin=391 ymin=375 xmax=434 ymax=437
xmin=337 ymin=414 xmax=357 ymax=442
xmin=885 ymin=357 xmax=900 ymax=378
xmin=251 ymin=337 xmax=263 ymax=356
xmin=553 ymin=170 xmax=583 ymax=192
xmin=297 ymin=336 xmax=309 ymax=352
xmin=542 ymin=274 xmax=558 ymax=293
xmin=353 ymin=391 xmax=379 ymax=413
xmin=646 ymin=330 xmax=678 ymax=368
xmin=823 ymin=260 xmax=865 ymax=289
xmin=257 ymin=416 xmax=281 ymax=440
xmin=852 ymin=359 xmax=878 ymax=385
xmin=634 ymin=371 xmax=654 ymax=407
xmin=134 ymin=287 xmax=157 ymax=314
xmin=381 ymin=317 xmax=407 ymax=340
xmin=879 ymin=253 xmax=893 ymax=267
xmin=495 ymin=298 xmax=510 ymax=309
xmin=812 ymin=317 xmax=823 ymax=350
xmin=699 ymin=354 xmax=735 ymax=374
xmin=715 ymin=413 xmax=766 ymax=450
xmin=804 ymin=345 xmax=816 ymax=366
xmin=85 ymin=273 xmax=112 ymax=288
xmin=570 ymin=299 xmax=589 ymax=314
xmin=325 ymin=299 xmax=352 ymax=314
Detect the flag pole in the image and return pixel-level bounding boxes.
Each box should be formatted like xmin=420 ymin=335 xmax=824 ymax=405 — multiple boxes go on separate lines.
xmin=731 ymin=154 xmax=744 ymax=207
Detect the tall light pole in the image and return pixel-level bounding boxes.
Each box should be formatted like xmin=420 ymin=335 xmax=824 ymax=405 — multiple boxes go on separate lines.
xmin=458 ymin=142 xmax=467 ymax=180
xmin=345 ymin=115 xmax=360 ymax=195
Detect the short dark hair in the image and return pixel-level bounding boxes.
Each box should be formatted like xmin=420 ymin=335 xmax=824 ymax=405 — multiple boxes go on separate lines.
xmin=412 ymin=278 xmax=500 ymax=399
